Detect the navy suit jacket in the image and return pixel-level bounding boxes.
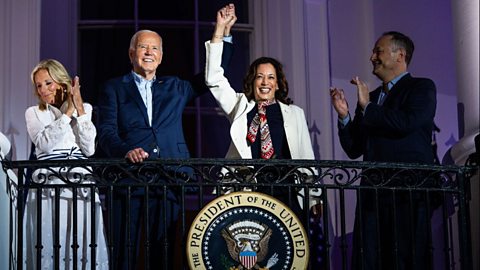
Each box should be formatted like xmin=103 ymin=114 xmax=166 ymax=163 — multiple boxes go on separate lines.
xmin=97 ymin=42 xmax=233 ymax=160
xmin=339 ymin=74 xmax=437 ymax=164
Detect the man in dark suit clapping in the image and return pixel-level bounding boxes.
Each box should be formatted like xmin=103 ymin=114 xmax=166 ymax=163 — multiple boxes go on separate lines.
xmin=330 ymin=31 xmax=437 ymax=270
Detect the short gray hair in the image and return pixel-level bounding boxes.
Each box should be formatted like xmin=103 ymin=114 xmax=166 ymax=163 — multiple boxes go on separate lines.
xmin=129 ymin=30 xmax=163 ymax=52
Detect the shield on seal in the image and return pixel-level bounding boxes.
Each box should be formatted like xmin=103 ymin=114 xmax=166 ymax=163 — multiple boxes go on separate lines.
xmin=239 ymin=250 xmax=257 ymax=269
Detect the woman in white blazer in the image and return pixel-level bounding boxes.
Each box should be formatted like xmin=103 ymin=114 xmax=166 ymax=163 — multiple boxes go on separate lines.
xmin=24 ymin=59 xmax=108 ymax=269
xmin=205 ymin=5 xmax=320 ymax=212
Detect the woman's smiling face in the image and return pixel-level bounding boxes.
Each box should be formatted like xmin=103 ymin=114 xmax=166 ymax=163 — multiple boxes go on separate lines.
xmin=34 ymin=69 xmax=61 ymax=105
xmin=253 ymin=63 xmax=278 ymax=102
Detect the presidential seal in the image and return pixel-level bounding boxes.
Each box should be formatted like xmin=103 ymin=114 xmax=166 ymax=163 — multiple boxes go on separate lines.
xmin=187 ymin=192 xmax=309 ymax=269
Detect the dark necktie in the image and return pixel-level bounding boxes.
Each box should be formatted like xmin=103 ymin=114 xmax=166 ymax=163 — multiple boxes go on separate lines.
xmin=379 ymin=82 xmax=389 ymax=105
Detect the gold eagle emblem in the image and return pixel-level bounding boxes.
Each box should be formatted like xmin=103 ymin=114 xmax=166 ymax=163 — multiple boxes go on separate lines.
xmin=221 ymin=220 xmax=278 ymax=269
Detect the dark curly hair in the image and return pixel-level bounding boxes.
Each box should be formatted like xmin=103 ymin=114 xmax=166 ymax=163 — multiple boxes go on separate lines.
xmin=243 ymin=57 xmax=293 ymax=105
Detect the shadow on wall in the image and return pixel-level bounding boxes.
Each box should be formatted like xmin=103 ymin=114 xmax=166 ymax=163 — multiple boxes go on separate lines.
xmin=441 ymin=102 xmax=465 ymax=165
xmin=457 ymin=103 xmax=465 ymax=139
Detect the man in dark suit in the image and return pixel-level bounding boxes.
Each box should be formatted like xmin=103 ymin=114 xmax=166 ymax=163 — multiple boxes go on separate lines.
xmin=330 ymin=31 xmax=437 ymax=270
xmin=97 ymin=7 xmax=236 ymax=269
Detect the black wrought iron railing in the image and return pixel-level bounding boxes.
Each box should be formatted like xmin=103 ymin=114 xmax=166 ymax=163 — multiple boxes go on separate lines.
xmin=1 ymin=158 xmax=477 ymax=270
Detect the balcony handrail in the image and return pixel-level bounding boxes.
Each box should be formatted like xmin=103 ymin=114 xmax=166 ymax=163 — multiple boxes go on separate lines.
xmin=1 ymin=158 xmax=477 ymax=270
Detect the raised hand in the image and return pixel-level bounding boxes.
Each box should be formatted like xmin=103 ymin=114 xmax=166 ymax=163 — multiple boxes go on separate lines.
xmin=212 ymin=3 xmax=235 ymax=42
xmin=216 ymin=7 xmax=227 ymax=26
xmin=224 ymin=3 xmax=237 ymax=37
xmin=71 ymin=76 xmax=86 ymax=116
xmin=350 ymin=76 xmax=370 ymax=109
xmin=330 ymin=87 xmax=349 ymax=119
xmin=64 ymin=87 xmax=75 ymax=117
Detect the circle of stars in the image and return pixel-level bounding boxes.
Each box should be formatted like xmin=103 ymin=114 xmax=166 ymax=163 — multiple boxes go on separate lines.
xmin=202 ymin=207 xmax=293 ymax=270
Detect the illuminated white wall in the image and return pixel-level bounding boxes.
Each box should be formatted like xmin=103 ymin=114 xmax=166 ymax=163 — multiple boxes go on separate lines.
xmin=0 ymin=0 xmax=39 ymax=161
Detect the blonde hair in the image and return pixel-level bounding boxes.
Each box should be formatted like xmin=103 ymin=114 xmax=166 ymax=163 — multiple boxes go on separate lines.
xmin=31 ymin=59 xmax=71 ymax=110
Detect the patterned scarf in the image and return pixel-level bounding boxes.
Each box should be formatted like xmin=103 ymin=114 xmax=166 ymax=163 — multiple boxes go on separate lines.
xmin=247 ymin=100 xmax=276 ymax=159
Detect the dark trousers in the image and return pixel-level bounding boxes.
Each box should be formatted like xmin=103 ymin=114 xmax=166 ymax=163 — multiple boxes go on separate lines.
xmin=111 ymin=186 xmax=179 ymax=270
xmin=352 ymin=189 xmax=432 ymax=270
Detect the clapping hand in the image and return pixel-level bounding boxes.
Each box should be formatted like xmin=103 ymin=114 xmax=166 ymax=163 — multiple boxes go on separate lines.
xmin=66 ymin=76 xmax=86 ymax=117
xmin=330 ymin=87 xmax=349 ymax=119
xmin=71 ymin=76 xmax=86 ymax=115
xmin=350 ymin=76 xmax=370 ymax=109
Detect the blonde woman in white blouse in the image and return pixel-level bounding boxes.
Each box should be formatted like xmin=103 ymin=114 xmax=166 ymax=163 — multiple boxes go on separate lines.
xmin=24 ymin=59 xmax=108 ymax=269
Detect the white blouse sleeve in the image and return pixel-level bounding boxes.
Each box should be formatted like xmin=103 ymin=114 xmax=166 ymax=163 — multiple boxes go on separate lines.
xmin=25 ymin=106 xmax=71 ymax=153
xmin=71 ymin=103 xmax=97 ymax=157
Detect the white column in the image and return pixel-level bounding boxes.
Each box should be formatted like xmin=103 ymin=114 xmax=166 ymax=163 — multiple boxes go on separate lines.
xmin=450 ymin=1 xmax=479 ymax=269
xmin=0 ymin=0 xmax=40 ymax=268
xmin=303 ymin=0 xmax=333 ymax=160
xmin=450 ymin=0 xmax=480 ymax=165
xmin=0 ymin=0 xmax=40 ymax=161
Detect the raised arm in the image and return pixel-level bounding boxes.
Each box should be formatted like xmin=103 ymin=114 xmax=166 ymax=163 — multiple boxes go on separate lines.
xmin=205 ymin=4 xmax=244 ymax=116
xmin=68 ymin=76 xmax=96 ymax=156
xmin=189 ymin=4 xmax=236 ymax=98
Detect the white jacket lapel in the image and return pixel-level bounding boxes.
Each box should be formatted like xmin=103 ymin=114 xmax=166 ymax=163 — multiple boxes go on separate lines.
xmin=229 ymin=99 xmax=256 ymax=159
xmin=279 ymin=103 xmax=298 ymax=158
